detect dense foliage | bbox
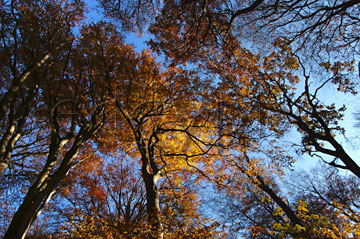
[1,0,360,238]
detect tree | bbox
[0,0,84,175]
[210,39,360,237]
[217,160,360,238]
[37,155,227,239]
[2,2,115,237]
[237,0,360,57]
[259,49,359,177]
[1,2,229,237]
[2,0,360,238]
[105,48,227,238]
[100,0,360,173]
[100,0,161,33]
[146,0,360,60]
[48,157,148,238]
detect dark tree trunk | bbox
[3,148,80,239]
[142,167,163,239]
[4,126,98,239]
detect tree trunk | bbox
[4,131,88,239]
[257,176,303,226]
[0,84,38,175]
[3,177,58,239]
[142,168,163,239]
[0,161,9,176]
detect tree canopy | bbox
[1,0,360,238]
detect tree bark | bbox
[0,84,38,175]
[142,165,164,239]
[4,176,61,239]
[3,126,96,239]
[3,145,81,239]
[257,175,303,226]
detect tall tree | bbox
[0,0,84,175]
[260,49,359,177]
[217,160,360,238]
[106,49,226,238]
[2,4,117,237]
[100,0,360,175]
[2,0,360,237]
[43,156,226,238]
